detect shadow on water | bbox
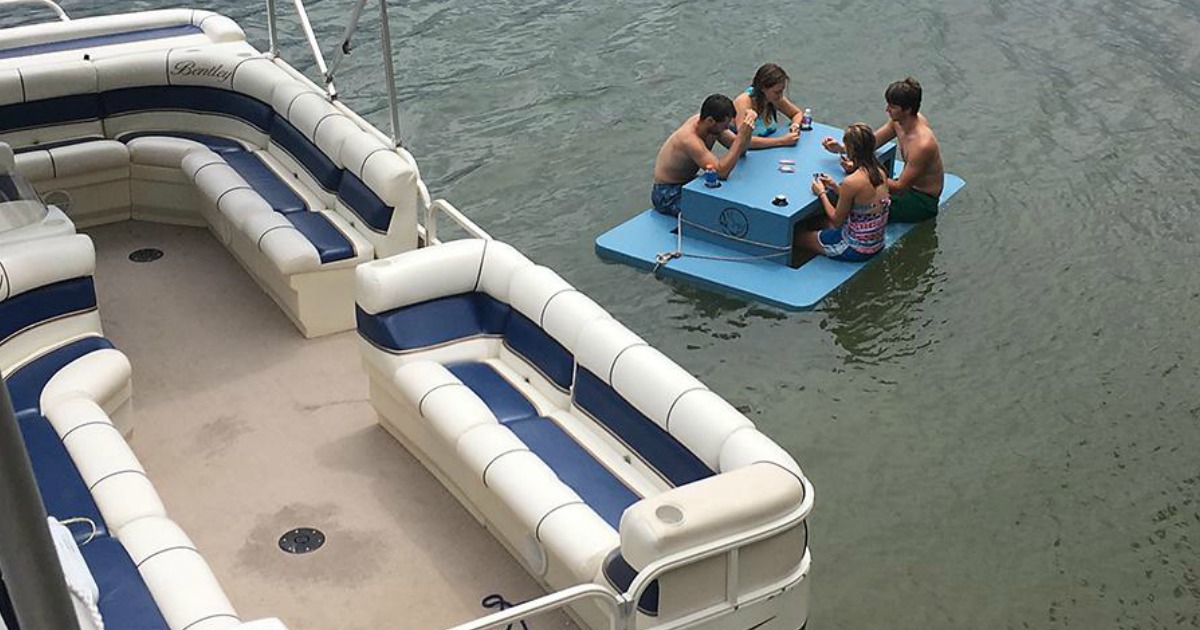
[820,222,941,365]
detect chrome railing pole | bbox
[0,0,71,21]
[326,0,370,84]
[291,0,337,98]
[439,583,624,630]
[0,386,81,630]
[378,0,403,147]
[265,0,279,57]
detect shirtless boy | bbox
[822,77,945,222]
[651,94,756,217]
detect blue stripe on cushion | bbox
[15,414,109,545]
[503,312,573,391]
[4,336,114,418]
[357,293,511,353]
[4,336,118,545]
[118,131,245,154]
[602,549,659,616]
[573,368,714,488]
[222,151,307,213]
[12,136,105,154]
[0,277,97,348]
[81,537,171,630]
[446,362,538,424]
[505,416,640,529]
[337,171,392,233]
[0,94,102,133]
[283,212,355,264]
[102,86,273,133]
[270,116,342,193]
[0,25,201,60]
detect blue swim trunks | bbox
[817,228,876,262]
[651,183,682,217]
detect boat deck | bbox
[85,220,574,630]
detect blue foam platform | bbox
[595,167,965,310]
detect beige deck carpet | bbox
[85,221,574,630]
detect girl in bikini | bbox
[732,63,806,150]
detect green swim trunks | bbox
[889,188,940,223]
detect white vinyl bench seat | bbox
[1,34,423,337]
[0,234,241,630]
[357,239,814,629]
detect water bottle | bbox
[703,165,720,188]
[800,108,813,132]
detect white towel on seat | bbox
[46,516,104,630]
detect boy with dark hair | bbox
[651,94,756,217]
[885,77,922,114]
[822,77,945,222]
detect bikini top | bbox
[745,87,777,136]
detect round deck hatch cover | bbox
[278,527,325,554]
[129,248,163,263]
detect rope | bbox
[60,517,98,545]
[653,210,792,272]
[481,593,530,630]
[677,216,791,251]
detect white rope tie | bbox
[653,210,792,272]
[47,517,104,630]
[59,517,98,545]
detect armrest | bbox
[355,239,487,314]
[355,238,535,315]
[618,462,806,570]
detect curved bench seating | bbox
[1,234,241,630]
[0,34,424,337]
[357,239,813,630]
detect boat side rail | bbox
[0,0,70,22]
[440,583,628,630]
[425,198,492,245]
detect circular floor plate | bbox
[129,248,164,263]
[278,527,325,554]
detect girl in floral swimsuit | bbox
[797,124,891,262]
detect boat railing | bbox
[425,198,492,245]
[623,476,815,625]
[326,0,402,149]
[441,583,628,630]
[0,0,71,22]
[438,476,813,630]
[264,0,336,99]
[265,0,403,148]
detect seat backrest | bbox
[336,130,420,257]
[573,319,717,489]
[499,265,611,406]
[96,47,275,148]
[355,239,531,367]
[0,234,101,374]
[0,60,103,150]
[267,86,346,208]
